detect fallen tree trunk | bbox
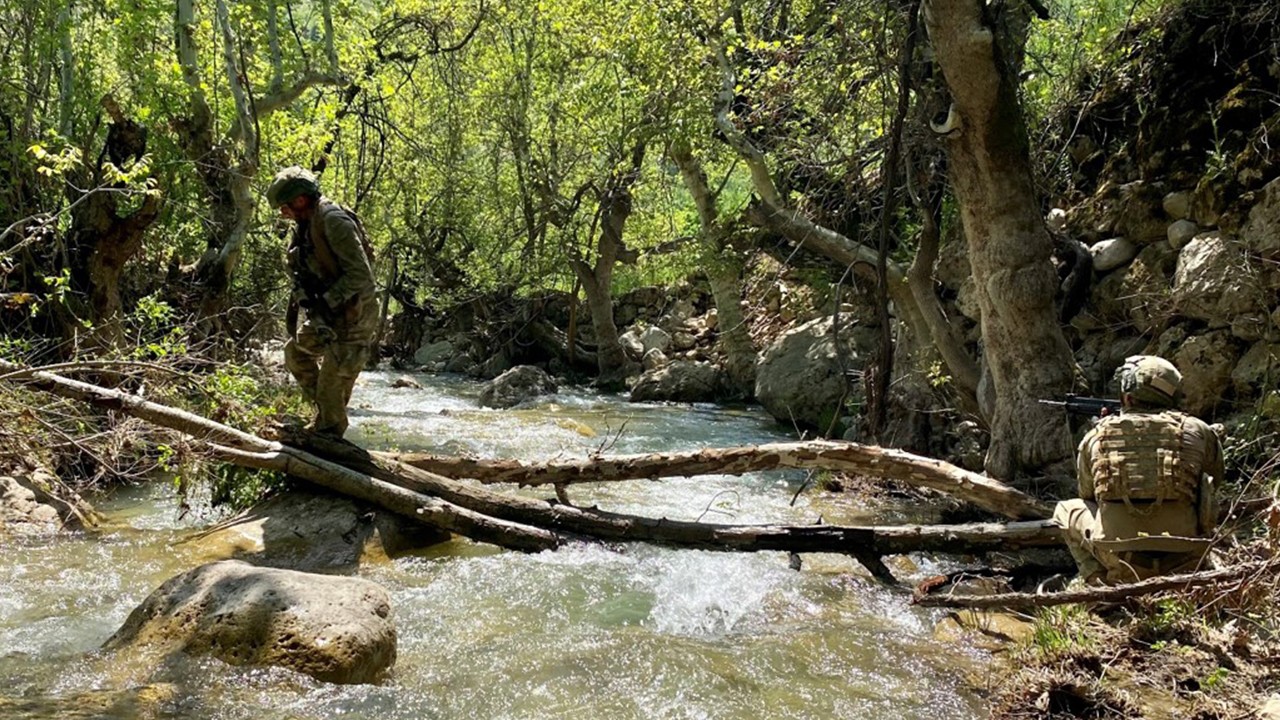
[390,440,1051,520]
[913,561,1270,610]
[2,361,1059,581]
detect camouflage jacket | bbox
[287,198,375,315]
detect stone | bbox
[935,238,971,292]
[1091,243,1176,332]
[1232,313,1270,342]
[642,348,668,371]
[956,277,982,321]
[1240,177,1280,256]
[660,299,696,329]
[1046,208,1068,232]
[1173,233,1264,325]
[473,348,511,378]
[1114,181,1168,244]
[618,329,645,361]
[187,489,448,569]
[671,331,697,352]
[478,365,558,408]
[1166,219,1199,250]
[637,326,672,355]
[1163,191,1193,220]
[1258,695,1280,720]
[104,560,396,684]
[703,308,719,331]
[1090,237,1139,272]
[1168,330,1242,417]
[413,339,454,367]
[1232,343,1280,397]
[390,376,422,390]
[630,361,725,403]
[1,475,61,536]
[755,316,877,432]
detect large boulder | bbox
[188,489,448,570]
[630,361,725,403]
[104,560,396,684]
[755,316,877,432]
[413,339,454,367]
[1157,328,1242,417]
[1090,243,1176,332]
[1173,233,1264,325]
[1241,177,1280,257]
[637,326,672,355]
[1232,342,1280,397]
[618,329,645,360]
[478,365,558,408]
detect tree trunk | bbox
[385,439,1051,520]
[923,0,1074,479]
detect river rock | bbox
[1,475,61,535]
[1232,342,1280,397]
[413,339,454,367]
[104,560,396,684]
[1163,190,1193,220]
[642,348,668,371]
[478,365,558,408]
[755,316,877,432]
[1164,329,1241,416]
[671,330,697,352]
[390,375,422,390]
[1173,233,1263,325]
[1090,237,1139,272]
[189,489,448,569]
[1241,177,1280,256]
[630,360,725,403]
[1166,219,1199,250]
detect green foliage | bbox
[1030,603,1097,655]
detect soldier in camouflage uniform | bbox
[266,166,378,437]
[1053,355,1222,584]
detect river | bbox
[0,371,989,719]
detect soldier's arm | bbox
[320,208,375,311]
[1076,432,1096,501]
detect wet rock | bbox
[189,489,448,570]
[755,316,877,432]
[1166,219,1199,249]
[1163,329,1241,416]
[934,609,1035,650]
[642,348,668,371]
[0,469,94,536]
[1163,191,1193,220]
[390,376,422,390]
[413,339,454,367]
[1173,233,1263,325]
[1241,177,1280,256]
[1232,342,1280,397]
[1090,237,1138,272]
[1090,243,1176,332]
[478,365,558,408]
[105,560,396,684]
[630,361,725,403]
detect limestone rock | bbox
[755,316,877,432]
[413,339,454,367]
[1241,177,1280,256]
[619,329,645,360]
[1,475,61,535]
[188,489,448,569]
[478,365,558,408]
[638,326,672,355]
[1173,233,1263,325]
[671,330,697,352]
[1114,181,1168,244]
[642,348,668,371]
[660,299,696,330]
[1091,243,1176,332]
[1166,219,1199,250]
[1232,343,1280,397]
[703,308,719,331]
[956,277,982,321]
[1090,237,1139,272]
[1163,191,1193,220]
[1167,330,1242,416]
[1046,208,1068,232]
[104,560,396,684]
[630,361,725,403]
[935,239,971,292]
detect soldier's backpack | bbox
[308,201,376,279]
[1090,411,1200,507]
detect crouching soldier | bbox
[266,166,378,437]
[1053,355,1222,584]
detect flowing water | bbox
[0,371,989,719]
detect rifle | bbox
[1038,394,1122,418]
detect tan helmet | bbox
[265,166,320,208]
[1118,355,1182,408]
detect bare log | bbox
[913,561,1270,610]
[390,440,1051,520]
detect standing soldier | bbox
[1053,355,1222,584]
[266,166,378,437]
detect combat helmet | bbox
[265,166,320,208]
[1118,355,1182,409]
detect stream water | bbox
[1,371,989,719]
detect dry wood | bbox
[389,440,1051,520]
[913,561,1270,610]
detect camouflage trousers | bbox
[284,294,379,437]
[1053,499,1206,584]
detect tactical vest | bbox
[1090,411,1200,506]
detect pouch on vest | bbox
[1091,412,1199,509]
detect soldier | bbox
[266,166,378,437]
[1053,355,1222,584]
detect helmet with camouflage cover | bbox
[1118,355,1182,409]
[265,166,320,208]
